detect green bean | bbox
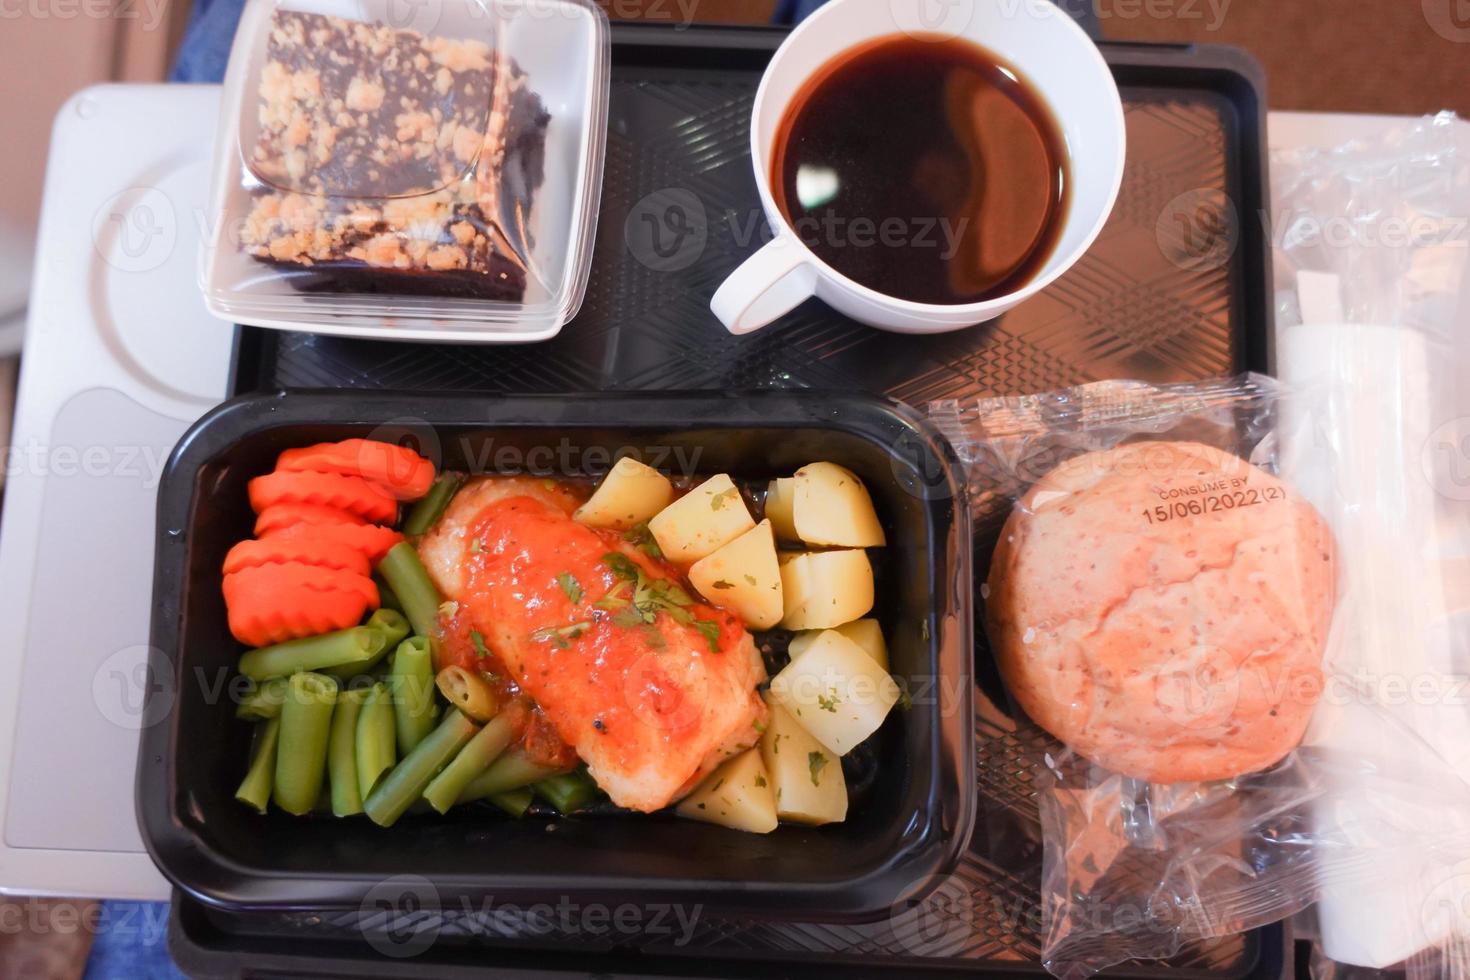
[325,610,409,680]
[422,708,524,814]
[455,747,568,804]
[389,637,437,755]
[235,677,289,720]
[376,542,443,643]
[356,681,397,800]
[369,608,411,648]
[328,687,370,817]
[486,788,534,818]
[235,717,280,814]
[373,573,403,614]
[273,672,339,815]
[363,709,478,827]
[238,626,387,681]
[435,665,498,721]
[402,472,465,536]
[533,769,600,815]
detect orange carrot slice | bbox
[223,537,370,577]
[248,471,397,524]
[276,439,436,500]
[223,562,379,646]
[253,502,366,537]
[266,522,404,564]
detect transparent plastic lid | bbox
[201,0,609,342]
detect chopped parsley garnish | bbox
[622,522,663,559]
[817,690,841,713]
[743,574,757,586]
[711,778,725,792]
[710,487,739,511]
[602,552,640,583]
[645,577,693,607]
[693,618,721,652]
[529,621,591,650]
[808,751,828,786]
[470,631,491,660]
[530,626,568,650]
[663,604,695,626]
[613,605,653,629]
[600,552,718,651]
[753,774,767,788]
[712,580,735,590]
[556,572,584,605]
[594,581,632,611]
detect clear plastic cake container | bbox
[200,0,609,343]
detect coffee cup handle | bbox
[710,234,818,335]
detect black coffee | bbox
[772,35,1070,306]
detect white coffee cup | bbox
[710,0,1126,336]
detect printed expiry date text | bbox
[1143,485,1287,525]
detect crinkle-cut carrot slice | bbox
[276,439,436,500]
[223,562,379,647]
[227,588,369,647]
[253,502,367,537]
[265,522,404,564]
[248,470,397,524]
[223,537,370,577]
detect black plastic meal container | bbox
[137,389,974,920]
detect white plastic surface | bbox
[0,84,232,901]
[200,0,609,343]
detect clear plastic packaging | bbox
[933,374,1336,977]
[1274,112,1470,980]
[201,0,609,342]
[929,112,1470,980]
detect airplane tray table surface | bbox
[183,22,1284,980]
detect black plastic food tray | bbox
[180,19,1282,980]
[144,391,974,920]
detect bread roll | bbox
[985,441,1336,783]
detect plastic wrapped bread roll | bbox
[986,440,1337,783]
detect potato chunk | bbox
[789,618,888,671]
[763,477,799,541]
[768,629,899,755]
[793,462,885,547]
[760,701,847,825]
[689,520,783,629]
[778,549,874,630]
[675,747,777,833]
[573,457,674,530]
[648,474,756,564]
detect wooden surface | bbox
[1099,0,1470,117]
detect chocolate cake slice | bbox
[237,10,549,302]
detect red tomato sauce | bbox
[430,490,746,773]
